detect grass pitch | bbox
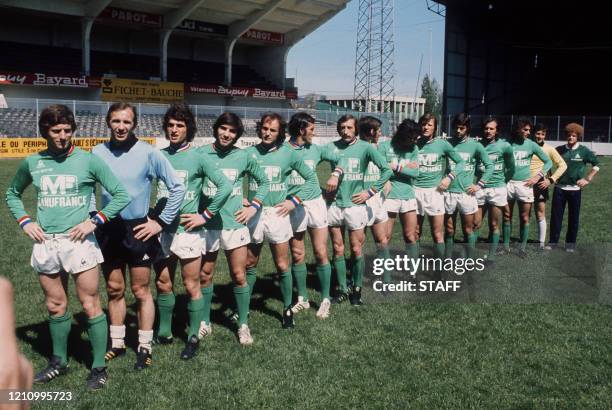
[1,157,611,409]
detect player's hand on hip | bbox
[466,184,481,195]
[0,277,34,393]
[180,214,205,231]
[23,222,45,243]
[352,191,370,204]
[524,175,540,187]
[437,177,451,192]
[576,178,589,188]
[235,206,257,224]
[69,220,96,242]
[133,217,162,241]
[275,200,295,217]
[537,178,551,189]
[326,175,339,192]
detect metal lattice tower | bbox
[353,0,395,113]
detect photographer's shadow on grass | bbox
[16,310,107,368]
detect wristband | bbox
[367,188,377,198]
[394,163,403,173]
[537,170,545,178]
[202,208,214,222]
[287,195,303,207]
[250,199,262,210]
[331,167,344,178]
[90,212,108,226]
[447,173,455,181]
[477,180,486,189]
[18,215,32,229]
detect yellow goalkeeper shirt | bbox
[530,142,567,182]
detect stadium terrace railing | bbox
[0,98,403,139]
[2,99,611,145]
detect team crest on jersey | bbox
[347,158,361,173]
[40,175,78,196]
[263,166,282,183]
[304,159,315,170]
[36,160,45,169]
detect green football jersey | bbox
[477,139,515,188]
[377,140,419,200]
[246,143,318,207]
[510,138,552,181]
[6,145,130,234]
[199,144,269,231]
[415,137,465,188]
[326,138,392,208]
[286,140,340,201]
[158,144,232,233]
[447,137,494,193]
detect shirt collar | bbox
[289,139,305,149]
[47,144,75,158]
[566,142,580,150]
[169,141,190,153]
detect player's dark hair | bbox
[256,112,286,146]
[213,112,245,141]
[358,115,382,141]
[337,114,357,135]
[451,113,471,134]
[482,116,500,139]
[38,104,76,138]
[105,102,138,129]
[391,119,419,149]
[418,113,438,136]
[511,116,533,142]
[534,123,548,134]
[288,112,315,139]
[163,103,197,142]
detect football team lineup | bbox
[2,102,608,401]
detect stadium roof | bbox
[0,0,349,46]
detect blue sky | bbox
[286,0,445,97]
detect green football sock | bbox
[519,223,530,251]
[246,267,257,300]
[444,235,454,259]
[233,285,250,326]
[352,256,365,288]
[279,271,293,309]
[187,297,205,339]
[467,232,477,259]
[49,312,71,366]
[488,232,500,261]
[292,263,308,300]
[333,256,348,293]
[406,243,419,275]
[87,313,107,369]
[503,222,511,250]
[200,285,213,325]
[377,246,392,283]
[156,292,175,338]
[433,242,445,259]
[474,228,480,241]
[316,263,332,300]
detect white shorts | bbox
[204,227,250,252]
[160,230,206,259]
[475,186,508,207]
[247,207,293,244]
[414,187,445,216]
[31,233,104,275]
[366,192,389,226]
[327,204,368,231]
[290,196,328,233]
[444,192,478,215]
[384,198,417,214]
[507,180,534,203]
